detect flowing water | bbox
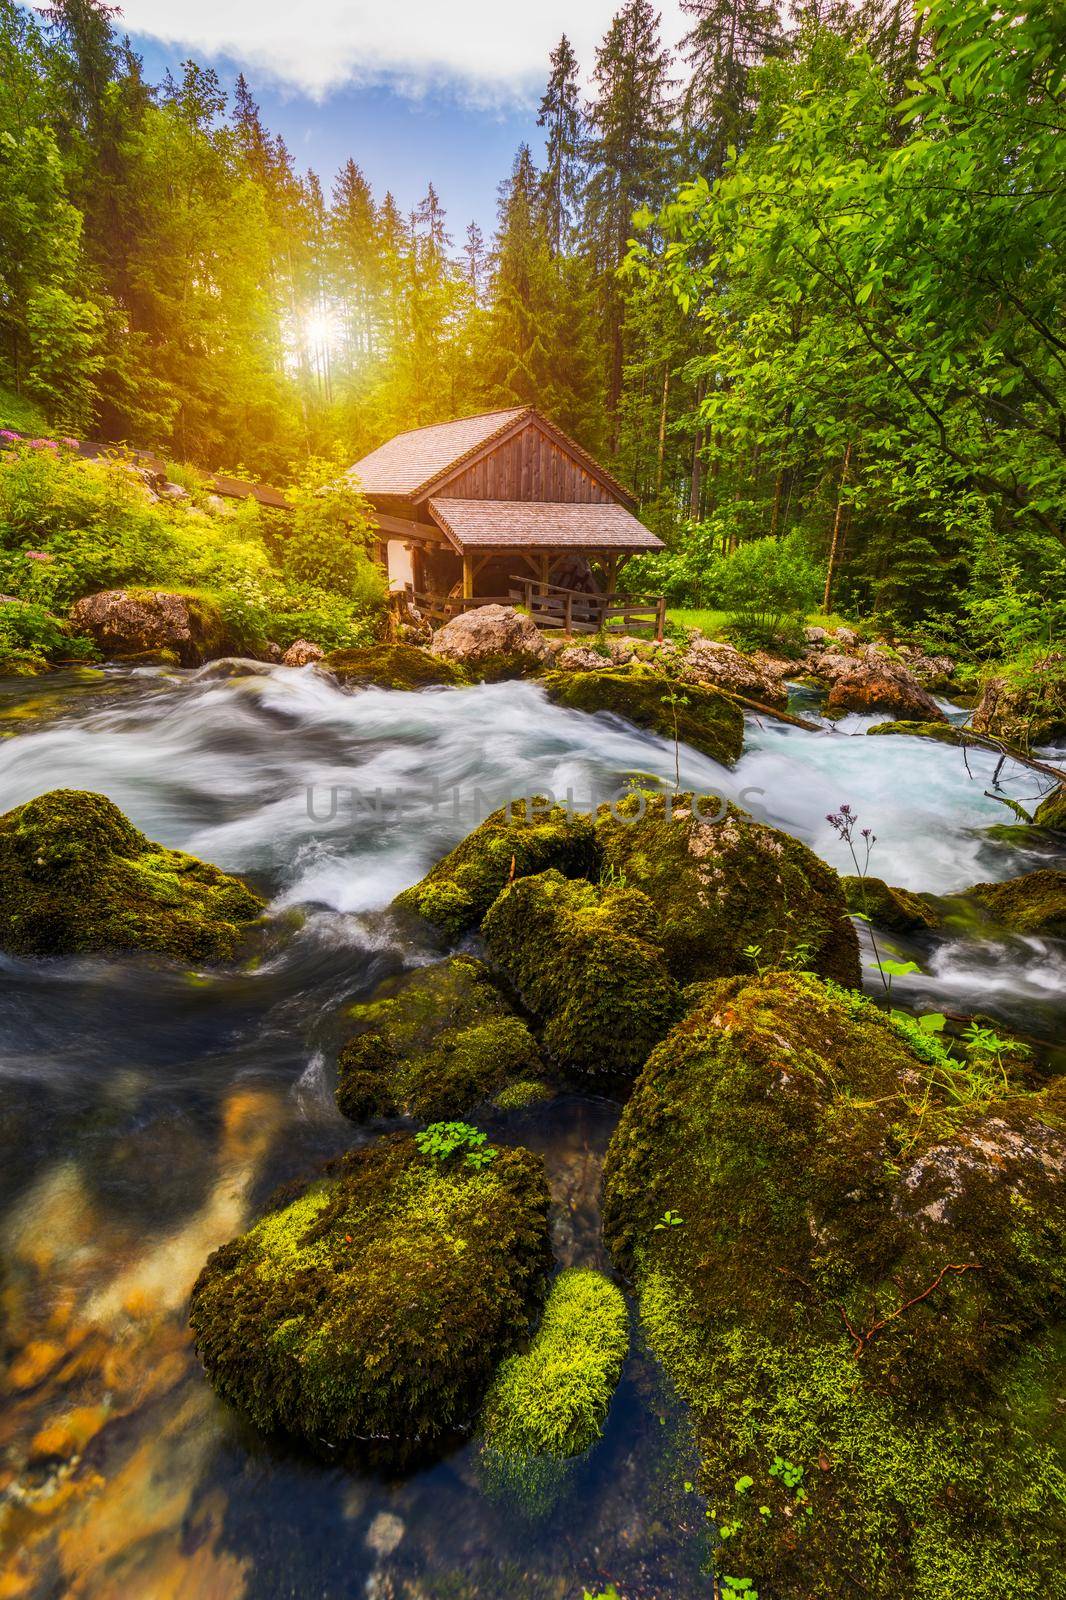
[0,663,1062,1599]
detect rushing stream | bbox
[1,662,1063,1598]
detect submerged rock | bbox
[602,972,1066,1599]
[478,1267,628,1514]
[842,874,940,934]
[69,589,229,666]
[482,869,681,1077]
[325,643,467,690]
[543,666,745,767]
[965,868,1066,937]
[393,799,598,940]
[429,604,548,681]
[0,789,263,959]
[595,792,861,987]
[189,1132,551,1458]
[336,955,542,1122]
[866,719,968,745]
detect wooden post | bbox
[538,554,550,595]
[656,595,666,642]
[462,552,475,600]
[564,592,573,636]
[605,554,618,597]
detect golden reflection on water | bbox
[0,1087,286,1598]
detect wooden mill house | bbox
[347,407,666,636]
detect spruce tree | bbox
[537,34,584,256]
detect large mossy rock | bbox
[482,869,681,1077]
[1033,785,1066,832]
[971,656,1066,747]
[393,800,599,941]
[965,868,1066,937]
[479,1266,629,1514]
[190,1132,551,1458]
[336,955,542,1122]
[324,643,468,691]
[601,973,1066,1599]
[825,659,947,722]
[0,789,263,959]
[69,588,228,665]
[544,666,744,767]
[842,873,939,934]
[595,792,861,987]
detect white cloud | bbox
[118,0,689,105]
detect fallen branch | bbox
[957,727,1065,785]
[838,1263,982,1358]
[715,687,827,733]
[983,790,1034,823]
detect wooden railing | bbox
[390,582,666,640]
[508,578,666,640]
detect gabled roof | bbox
[427,498,664,553]
[347,406,635,509]
[347,409,527,498]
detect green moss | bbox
[189,1131,552,1459]
[544,666,745,767]
[493,1079,553,1111]
[842,874,940,934]
[595,792,861,987]
[478,1267,628,1513]
[966,869,1066,937]
[0,788,263,960]
[1033,786,1066,832]
[324,643,468,690]
[336,955,542,1122]
[482,868,681,1078]
[866,720,969,745]
[601,973,1066,1599]
[393,799,599,940]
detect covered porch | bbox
[384,497,666,639]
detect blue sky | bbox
[120,1,688,236]
[134,36,541,234]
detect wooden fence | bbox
[391,581,665,639]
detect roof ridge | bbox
[388,406,528,445]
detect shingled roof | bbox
[347,406,635,508]
[348,409,527,499]
[427,498,664,552]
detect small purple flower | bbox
[27,438,59,451]
[59,436,80,450]
[26,550,53,562]
[0,429,21,442]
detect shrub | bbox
[0,598,96,672]
[714,532,823,650]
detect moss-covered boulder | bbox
[336,955,542,1122]
[842,874,939,934]
[190,1131,551,1458]
[482,869,681,1077]
[324,643,468,690]
[69,588,229,665]
[602,973,1066,1599]
[1033,785,1066,832]
[393,799,599,941]
[479,1267,629,1514]
[544,666,744,767]
[966,868,1066,937]
[0,789,263,959]
[971,655,1066,747]
[595,792,861,987]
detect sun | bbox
[302,308,342,362]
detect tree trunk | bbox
[823,440,853,613]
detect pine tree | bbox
[584,0,677,449]
[462,221,487,306]
[680,0,785,177]
[537,34,583,255]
